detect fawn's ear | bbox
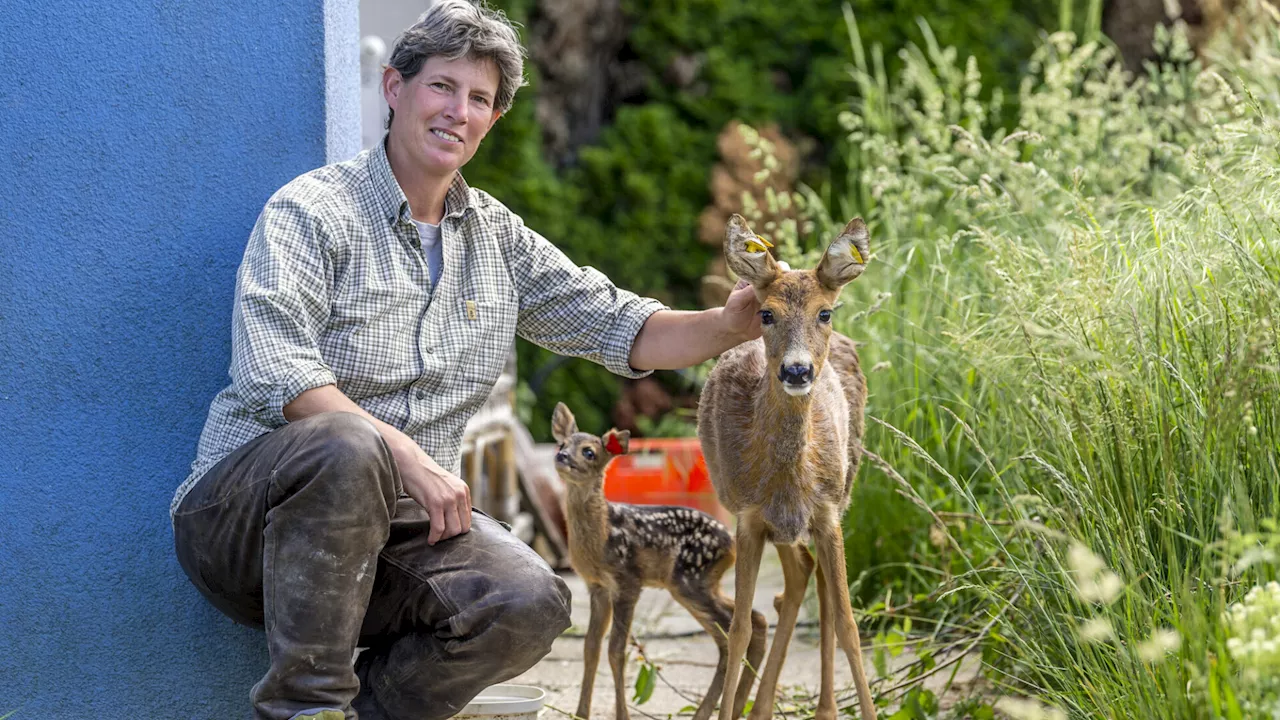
[551,402,577,443]
[815,217,870,290]
[603,429,630,456]
[723,213,782,293]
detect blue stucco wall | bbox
[0,1,356,716]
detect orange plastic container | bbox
[603,437,730,524]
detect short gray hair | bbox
[386,0,526,127]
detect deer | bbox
[697,214,877,720]
[551,402,767,720]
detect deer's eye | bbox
[818,309,832,323]
[760,310,775,326]
[582,448,596,461]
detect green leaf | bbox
[906,648,935,680]
[873,631,889,677]
[885,628,907,658]
[633,662,656,705]
[915,688,938,714]
[886,687,939,719]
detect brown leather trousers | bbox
[173,412,571,720]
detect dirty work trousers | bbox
[173,412,572,720]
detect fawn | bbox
[697,214,877,720]
[552,402,766,720]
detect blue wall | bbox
[0,1,355,715]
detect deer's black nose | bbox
[555,449,570,464]
[778,364,814,385]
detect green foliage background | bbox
[466,0,1061,440]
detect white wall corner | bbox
[325,0,362,163]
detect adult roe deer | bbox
[697,214,877,720]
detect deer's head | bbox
[723,213,870,397]
[551,402,630,486]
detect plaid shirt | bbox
[172,140,665,515]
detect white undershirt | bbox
[411,219,444,289]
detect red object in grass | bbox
[602,437,730,525]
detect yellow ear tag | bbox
[850,245,865,264]
[745,235,774,254]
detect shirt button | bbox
[416,390,426,400]
[426,347,435,354]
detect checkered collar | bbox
[368,135,476,225]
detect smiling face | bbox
[383,54,503,180]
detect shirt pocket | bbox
[327,286,425,384]
[450,296,517,389]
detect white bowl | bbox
[454,684,547,719]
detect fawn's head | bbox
[551,402,630,486]
[724,213,870,397]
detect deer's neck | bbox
[565,481,610,549]
[753,379,816,467]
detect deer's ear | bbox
[552,403,578,443]
[815,217,870,291]
[603,429,630,456]
[723,214,781,293]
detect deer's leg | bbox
[813,516,877,720]
[746,542,814,720]
[671,577,767,720]
[608,583,641,720]
[717,516,766,720]
[670,586,731,720]
[732,605,767,719]
[813,559,836,720]
[577,585,613,720]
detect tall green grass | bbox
[746,3,1280,713]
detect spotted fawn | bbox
[552,402,766,720]
[698,214,877,720]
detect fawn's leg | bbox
[577,585,613,719]
[747,543,814,720]
[673,576,768,720]
[813,559,837,720]
[670,588,730,720]
[717,515,767,720]
[608,583,641,720]
[812,515,876,720]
